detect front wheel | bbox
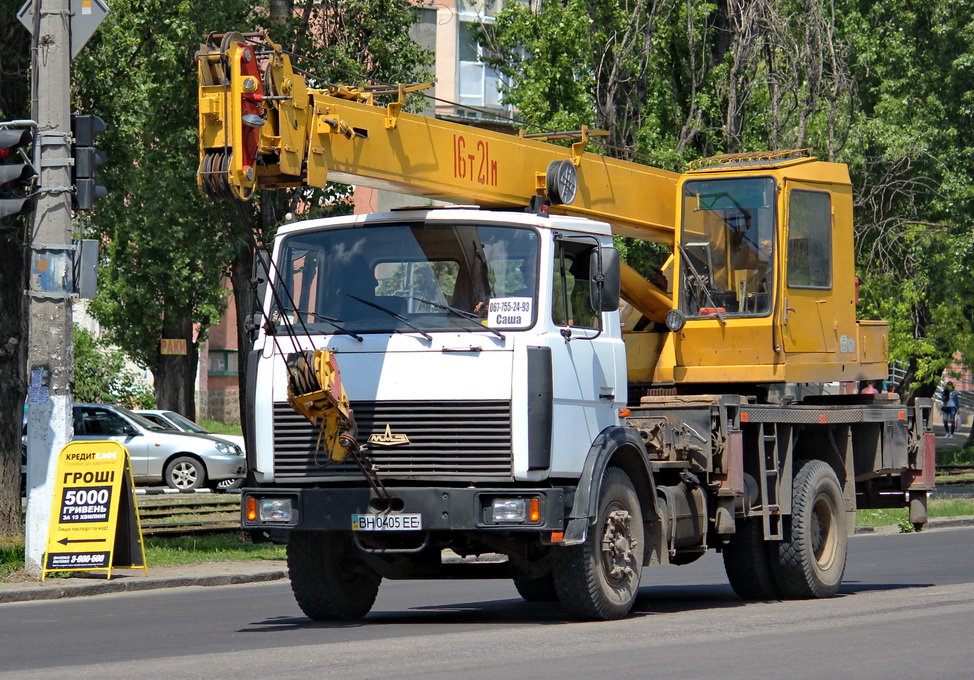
[552,466,644,620]
[513,573,558,602]
[771,459,848,599]
[287,531,381,621]
[164,456,206,490]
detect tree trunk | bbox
[0,236,28,537]
[154,316,198,417]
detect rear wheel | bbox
[552,466,643,620]
[164,456,205,491]
[287,531,381,621]
[771,459,847,599]
[722,517,780,600]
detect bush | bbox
[73,326,155,408]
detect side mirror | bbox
[590,247,621,312]
[253,248,271,310]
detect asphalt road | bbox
[1,527,972,680]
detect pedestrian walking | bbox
[942,381,960,438]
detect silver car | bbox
[72,404,246,491]
[133,409,246,450]
[134,409,246,490]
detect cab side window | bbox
[787,189,832,289]
[552,240,599,329]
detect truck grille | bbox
[272,400,513,480]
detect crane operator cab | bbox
[624,150,888,390]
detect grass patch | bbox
[198,419,243,437]
[0,535,24,579]
[0,533,284,581]
[856,496,974,527]
[143,534,284,566]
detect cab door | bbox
[546,238,623,474]
[781,185,836,354]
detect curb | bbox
[3,518,972,605]
[0,569,288,605]
[854,515,974,535]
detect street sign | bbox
[17,0,110,59]
[43,440,147,579]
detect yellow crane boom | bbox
[196,32,677,242]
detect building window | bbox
[457,20,508,113]
[208,349,239,377]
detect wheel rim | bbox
[171,462,198,489]
[600,505,637,585]
[810,492,838,570]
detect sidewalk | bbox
[0,559,288,604]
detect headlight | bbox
[254,497,297,523]
[488,497,542,524]
[214,441,239,454]
[492,498,526,522]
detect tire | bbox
[164,456,206,491]
[770,459,847,599]
[722,517,780,600]
[513,573,558,602]
[552,466,644,620]
[287,531,381,621]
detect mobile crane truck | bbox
[196,32,935,621]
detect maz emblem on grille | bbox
[367,424,410,447]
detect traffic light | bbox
[0,128,36,226]
[71,114,108,211]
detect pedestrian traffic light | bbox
[0,127,36,226]
[71,114,108,211]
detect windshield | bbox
[680,177,776,318]
[272,221,539,334]
[163,411,209,433]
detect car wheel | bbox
[164,456,206,491]
[212,478,243,492]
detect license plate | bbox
[351,513,423,531]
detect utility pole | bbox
[24,0,75,575]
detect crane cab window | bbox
[680,177,776,318]
[786,189,832,289]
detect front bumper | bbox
[202,453,247,481]
[241,486,570,533]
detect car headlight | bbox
[214,441,237,454]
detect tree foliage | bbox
[484,0,974,392]
[69,1,256,416]
[73,326,154,408]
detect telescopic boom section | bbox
[195,33,679,243]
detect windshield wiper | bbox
[347,295,433,341]
[411,297,506,340]
[275,307,363,342]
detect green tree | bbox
[70,0,256,417]
[73,326,154,408]
[837,0,974,395]
[210,0,434,436]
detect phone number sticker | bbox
[487,297,533,328]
